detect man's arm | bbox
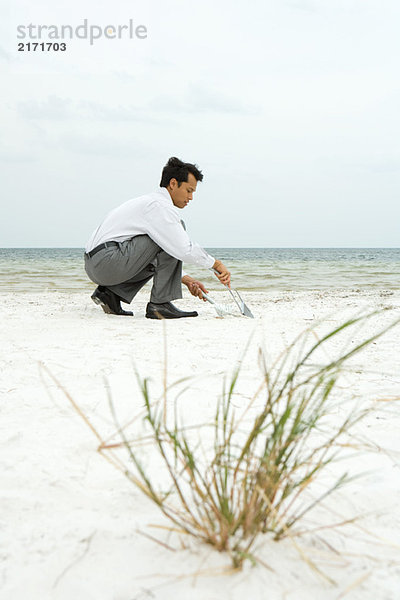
[144,200,215,268]
[182,275,208,301]
[212,259,231,287]
[182,260,231,301]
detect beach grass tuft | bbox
[48,311,399,570]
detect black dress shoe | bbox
[145,301,198,320]
[91,286,133,316]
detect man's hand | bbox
[212,260,231,288]
[182,275,209,301]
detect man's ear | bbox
[168,178,177,189]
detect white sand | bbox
[1,289,400,600]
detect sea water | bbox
[0,248,399,292]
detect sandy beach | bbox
[1,288,400,600]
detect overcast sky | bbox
[1,0,399,247]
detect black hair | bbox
[160,157,203,188]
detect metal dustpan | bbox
[227,287,255,318]
[213,269,254,318]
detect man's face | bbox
[167,172,197,209]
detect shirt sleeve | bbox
[143,200,215,268]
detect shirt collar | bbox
[157,187,180,214]
[157,187,173,203]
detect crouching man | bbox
[84,156,231,319]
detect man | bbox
[84,157,231,319]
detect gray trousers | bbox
[84,235,182,304]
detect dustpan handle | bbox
[212,269,243,314]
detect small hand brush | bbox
[203,293,235,317]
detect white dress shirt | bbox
[85,187,215,269]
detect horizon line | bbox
[1,246,400,250]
